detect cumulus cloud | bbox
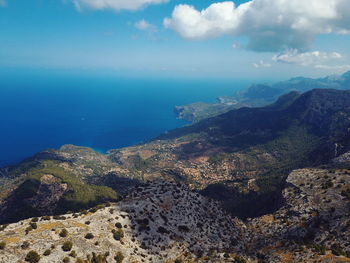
[72,0,169,11]
[273,50,342,66]
[253,60,272,68]
[164,0,350,52]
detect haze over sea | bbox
[0,69,250,166]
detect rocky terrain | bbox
[175,70,350,122]
[1,86,350,262]
[0,164,349,262]
[246,165,350,262]
[2,88,350,223]
[0,181,245,263]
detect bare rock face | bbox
[246,168,350,262]
[0,181,245,263]
[333,151,350,164]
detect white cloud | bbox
[314,64,350,71]
[232,42,241,49]
[164,0,350,52]
[135,20,156,31]
[72,0,169,11]
[253,60,271,68]
[0,0,7,7]
[273,50,342,66]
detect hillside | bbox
[1,89,350,224]
[175,70,350,122]
[0,181,245,263]
[1,166,349,262]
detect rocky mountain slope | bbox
[1,87,350,262]
[175,70,350,122]
[1,164,349,262]
[0,181,245,263]
[1,89,350,224]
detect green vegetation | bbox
[178,225,190,232]
[114,251,124,263]
[69,250,77,258]
[331,243,345,256]
[234,255,247,263]
[30,222,38,230]
[112,229,124,241]
[21,241,30,249]
[115,222,122,229]
[59,229,68,238]
[1,160,119,224]
[322,179,334,189]
[62,241,73,252]
[312,244,326,255]
[25,250,40,263]
[341,188,350,199]
[63,257,70,263]
[208,152,229,165]
[0,224,8,231]
[84,233,94,239]
[43,249,51,256]
[0,241,6,249]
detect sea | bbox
[0,70,250,167]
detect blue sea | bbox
[0,70,249,166]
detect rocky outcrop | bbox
[246,167,350,262]
[0,181,245,263]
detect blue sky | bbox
[1,0,350,80]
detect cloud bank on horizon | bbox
[164,0,350,52]
[71,0,169,11]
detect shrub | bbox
[114,251,124,263]
[112,229,124,241]
[234,255,247,263]
[313,244,327,255]
[25,226,33,234]
[62,241,73,252]
[341,188,350,199]
[0,241,6,250]
[63,257,70,263]
[115,222,122,229]
[21,241,30,249]
[157,226,169,234]
[0,224,9,231]
[85,233,94,239]
[53,215,66,220]
[25,250,40,263]
[178,225,190,232]
[60,229,68,238]
[331,243,345,256]
[43,249,51,256]
[322,180,334,189]
[30,222,38,230]
[69,250,77,258]
[41,216,51,221]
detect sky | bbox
[0,0,350,80]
